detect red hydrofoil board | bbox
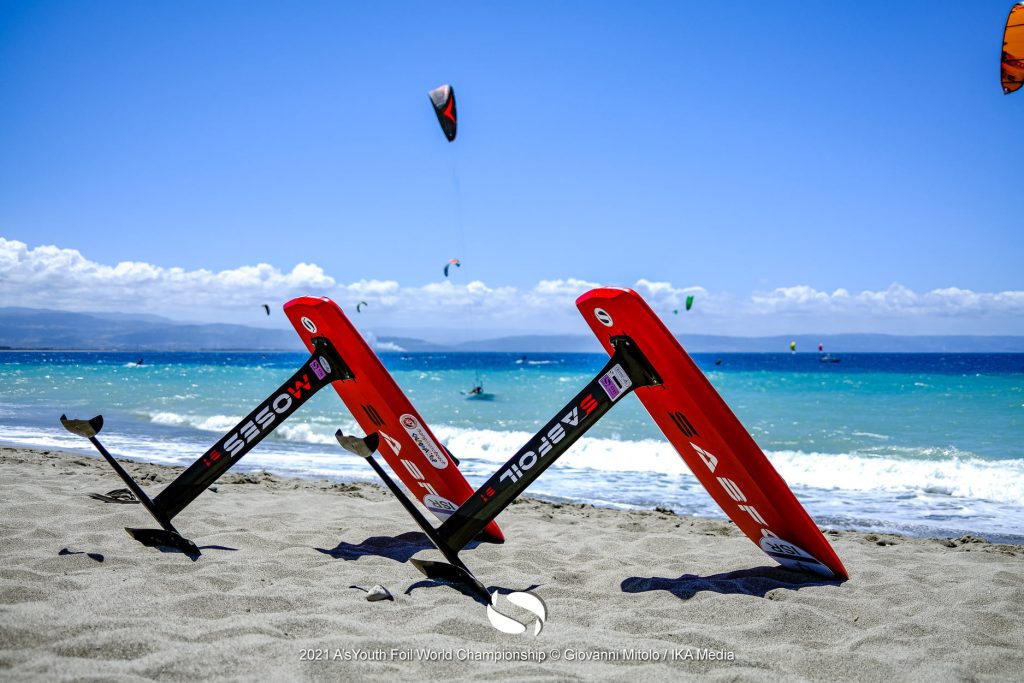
[284,297,504,543]
[577,288,846,579]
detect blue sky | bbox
[1,1,1021,338]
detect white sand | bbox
[1,446,1022,681]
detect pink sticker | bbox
[310,359,326,380]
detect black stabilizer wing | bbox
[60,414,103,439]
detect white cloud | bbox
[532,278,602,296]
[0,238,335,315]
[1,237,1022,336]
[749,282,1024,318]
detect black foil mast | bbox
[338,335,660,600]
[61,337,352,556]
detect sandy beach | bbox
[1,445,1022,682]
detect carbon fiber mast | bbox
[336,430,491,601]
[338,335,660,599]
[61,337,352,555]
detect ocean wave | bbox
[3,418,1023,542]
[148,411,239,433]
[433,425,687,475]
[122,412,1024,506]
[851,431,890,440]
[0,425,85,451]
[142,410,360,445]
[431,426,1024,506]
[766,449,1024,505]
[275,423,339,446]
[0,424,201,465]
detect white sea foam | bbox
[144,410,360,444]
[430,425,1024,506]
[274,423,338,446]
[0,426,85,451]
[433,425,688,475]
[148,411,239,433]
[33,411,1024,508]
[766,449,1024,504]
[0,425,200,466]
[851,431,890,440]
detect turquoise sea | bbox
[2,351,1022,543]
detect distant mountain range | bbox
[1,307,1023,353]
[0,307,296,351]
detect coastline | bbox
[1,445,1022,681]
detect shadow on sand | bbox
[621,565,844,600]
[59,547,104,562]
[403,580,542,606]
[315,531,481,563]
[317,532,529,604]
[59,542,236,563]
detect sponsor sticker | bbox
[758,537,835,578]
[309,359,326,380]
[594,308,613,327]
[301,316,317,333]
[423,494,458,520]
[598,364,632,402]
[400,414,448,469]
[318,355,331,374]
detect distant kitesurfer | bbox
[469,385,483,395]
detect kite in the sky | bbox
[672,295,695,315]
[1003,3,1024,94]
[444,258,461,278]
[428,84,458,141]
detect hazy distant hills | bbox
[1,307,1023,353]
[0,307,295,351]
